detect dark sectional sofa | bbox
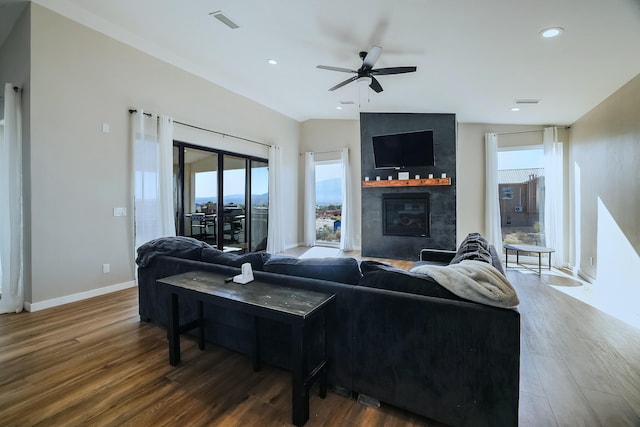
[136,235,520,427]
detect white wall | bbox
[300,119,361,249]
[570,73,640,283]
[27,4,301,305]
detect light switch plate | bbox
[113,207,127,217]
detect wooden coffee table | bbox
[157,270,335,427]
[504,244,555,275]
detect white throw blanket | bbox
[410,260,520,308]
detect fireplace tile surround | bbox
[361,112,457,260]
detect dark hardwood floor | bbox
[1,252,639,426]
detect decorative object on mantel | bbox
[398,172,410,180]
[441,173,447,178]
[428,173,434,179]
[362,177,451,188]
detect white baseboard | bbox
[24,280,137,312]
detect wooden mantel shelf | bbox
[362,177,451,188]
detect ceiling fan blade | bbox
[317,65,357,73]
[369,76,383,93]
[371,66,417,75]
[329,75,359,91]
[362,45,382,69]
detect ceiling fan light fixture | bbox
[357,76,372,86]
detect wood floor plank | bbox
[531,354,601,427]
[581,387,640,427]
[518,391,557,427]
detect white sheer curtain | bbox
[266,145,285,253]
[0,83,24,313]
[303,152,316,247]
[131,109,176,255]
[543,127,565,267]
[339,148,355,251]
[485,133,503,248]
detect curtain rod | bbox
[496,126,570,136]
[298,149,344,156]
[128,109,271,148]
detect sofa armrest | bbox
[353,286,520,427]
[419,248,456,263]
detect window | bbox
[498,147,545,246]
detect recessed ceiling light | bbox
[336,106,343,110]
[511,107,521,112]
[267,59,278,65]
[540,27,563,38]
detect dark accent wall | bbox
[361,113,456,260]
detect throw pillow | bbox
[450,233,492,265]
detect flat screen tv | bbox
[372,129,435,169]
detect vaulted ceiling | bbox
[6,0,640,124]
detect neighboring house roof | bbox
[498,168,544,184]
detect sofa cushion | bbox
[359,262,464,301]
[450,233,492,265]
[135,236,208,267]
[263,257,362,285]
[359,259,393,274]
[201,248,270,271]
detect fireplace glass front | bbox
[382,194,430,237]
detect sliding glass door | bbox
[174,142,267,253]
[250,160,269,251]
[175,146,219,245]
[222,154,247,251]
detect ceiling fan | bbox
[316,45,417,93]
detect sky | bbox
[315,162,342,181]
[498,148,544,169]
[195,166,269,198]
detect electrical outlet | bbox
[103,264,110,274]
[589,257,594,266]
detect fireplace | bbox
[382,193,430,237]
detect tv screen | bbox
[372,130,435,169]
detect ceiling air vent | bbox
[515,99,541,105]
[209,11,240,29]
